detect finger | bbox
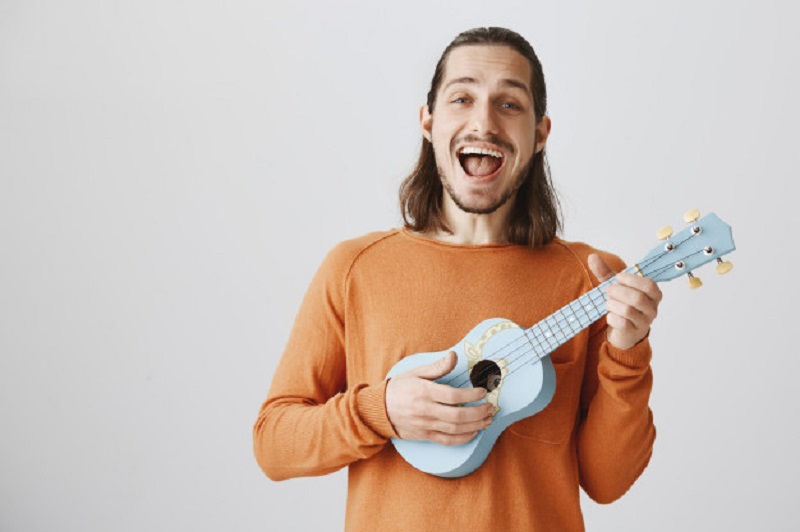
[427,381,487,405]
[405,351,458,380]
[429,415,493,436]
[606,299,651,330]
[426,430,481,446]
[606,284,658,322]
[606,314,643,334]
[613,273,663,303]
[588,253,616,283]
[425,401,494,425]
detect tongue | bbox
[462,155,501,177]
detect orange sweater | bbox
[254,229,655,531]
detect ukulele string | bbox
[492,255,695,383]
[439,255,643,389]
[441,239,695,389]
[447,278,614,389]
[443,272,624,389]
[445,274,614,388]
[458,245,704,387]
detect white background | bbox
[2,0,798,530]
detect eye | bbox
[501,101,521,111]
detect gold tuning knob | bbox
[683,208,701,224]
[657,226,673,240]
[687,272,703,289]
[716,258,733,275]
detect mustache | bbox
[451,134,515,155]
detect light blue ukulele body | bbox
[386,318,556,478]
[386,212,736,478]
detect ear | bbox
[534,116,552,153]
[419,104,433,142]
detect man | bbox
[254,27,661,531]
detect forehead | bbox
[440,45,532,93]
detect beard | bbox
[439,152,535,215]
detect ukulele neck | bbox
[523,265,639,356]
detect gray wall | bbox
[2,1,797,530]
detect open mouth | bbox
[457,146,505,179]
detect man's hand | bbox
[386,351,494,445]
[588,253,663,350]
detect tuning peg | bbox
[716,258,733,275]
[656,226,673,240]
[683,208,701,224]
[687,272,703,289]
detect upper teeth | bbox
[460,146,503,158]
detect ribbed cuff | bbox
[605,335,652,369]
[356,379,398,439]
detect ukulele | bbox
[386,210,735,477]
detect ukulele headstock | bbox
[636,210,735,287]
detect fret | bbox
[546,315,567,343]
[525,283,611,357]
[555,307,567,330]
[580,292,600,320]
[522,329,545,362]
[543,317,558,343]
[557,308,579,335]
[588,294,604,314]
[552,316,568,342]
[588,289,604,316]
[542,322,559,349]
[569,300,591,329]
[520,264,652,361]
[535,335,548,357]
[597,277,617,301]
[534,323,557,351]
[581,296,595,322]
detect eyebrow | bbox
[443,76,531,95]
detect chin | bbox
[446,185,515,215]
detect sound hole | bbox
[470,360,502,392]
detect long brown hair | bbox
[399,27,562,248]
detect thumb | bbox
[588,253,615,283]
[405,351,458,380]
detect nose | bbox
[469,100,498,134]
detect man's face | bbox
[421,45,550,215]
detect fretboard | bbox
[523,266,637,359]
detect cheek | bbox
[430,129,456,162]
[431,114,461,142]
[515,128,538,158]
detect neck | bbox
[425,195,515,245]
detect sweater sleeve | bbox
[575,253,657,503]
[577,331,655,502]
[253,242,397,481]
